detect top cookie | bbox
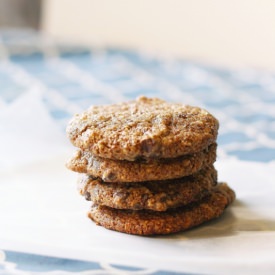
[67,96,219,161]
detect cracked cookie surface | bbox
[67,96,219,161]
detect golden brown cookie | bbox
[88,183,235,235]
[66,96,219,161]
[67,143,217,182]
[78,165,217,211]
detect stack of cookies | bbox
[66,96,235,235]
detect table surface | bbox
[0,29,275,275]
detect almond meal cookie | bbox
[66,96,235,236]
[88,183,235,235]
[67,143,216,182]
[78,165,217,211]
[66,96,219,161]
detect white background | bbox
[42,0,275,70]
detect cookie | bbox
[66,96,219,161]
[88,183,235,235]
[78,165,217,211]
[67,143,217,182]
